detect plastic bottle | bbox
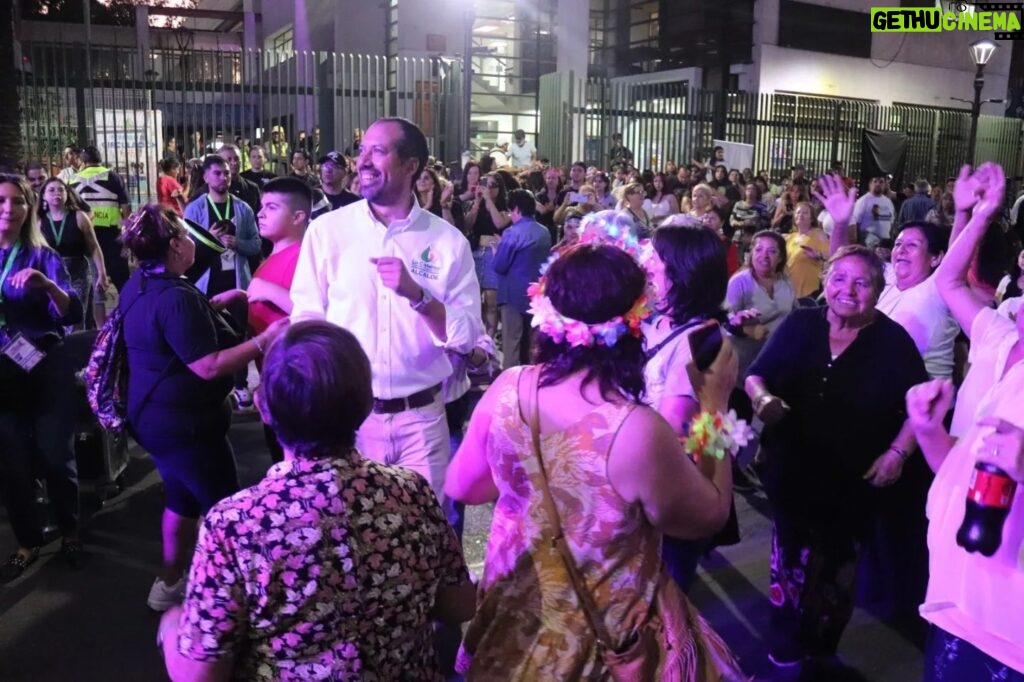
[956,462,1018,557]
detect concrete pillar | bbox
[242,0,259,53]
[556,0,589,163]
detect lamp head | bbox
[969,39,997,67]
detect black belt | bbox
[372,384,441,414]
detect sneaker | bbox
[61,539,87,570]
[0,548,40,583]
[232,387,254,411]
[147,577,185,612]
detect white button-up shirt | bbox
[291,197,482,399]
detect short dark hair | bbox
[507,188,536,217]
[202,154,227,173]
[377,116,428,184]
[79,146,103,165]
[653,221,728,325]
[571,161,586,172]
[896,221,948,257]
[291,148,309,162]
[534,244,647,403]
[260,321,373,458]
[159,158,179,174]
[262,176,314,217]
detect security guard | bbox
[68,146,131,292]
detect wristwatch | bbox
[410,287,433,312]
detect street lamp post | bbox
[462,6,475,161]
[967,39,997,165]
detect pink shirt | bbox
[921,308,1024,671]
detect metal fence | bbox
[540,72,1024,185]
[18,40,463,206]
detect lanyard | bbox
[46,213,69,246]
[207,195,233,222]
[0,241,23,326]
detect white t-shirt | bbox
[642,319,697,416]
[487,149,509,168]
[950,308,1021,437]
[852,193,896,243]
[507,140,536,169]
[922,307,1024,672]
[875,274,960,379]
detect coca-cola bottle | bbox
[956,462,1018,557]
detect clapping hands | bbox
[954,162,1005,222]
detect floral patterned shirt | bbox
[177,452,469,681]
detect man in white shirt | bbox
[487,138,509,168]
[507,129,536,169]
[851,175,896,248]
[290,117,482,499]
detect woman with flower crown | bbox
[445,241,746,680]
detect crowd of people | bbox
[1,117,1022,681]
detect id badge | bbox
[2,333,46,372]
[220,249,236,272]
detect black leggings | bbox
[131,400,239,518]
[0,347,79,548]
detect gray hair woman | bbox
[160,321,475,681]
[744,245,928,667]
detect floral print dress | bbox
[177,453,469,681]
[459,366,738,680]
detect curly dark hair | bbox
[534,244,647,403]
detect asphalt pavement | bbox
[0,413,924,681]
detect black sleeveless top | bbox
[41,210,89,259]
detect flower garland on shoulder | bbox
[527,210,655,348]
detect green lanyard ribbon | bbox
[207,195,233,223]
[0,241,24,327]
[46,214,69,246]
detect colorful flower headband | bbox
[528,210,655,348]
[527,276,650,348]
